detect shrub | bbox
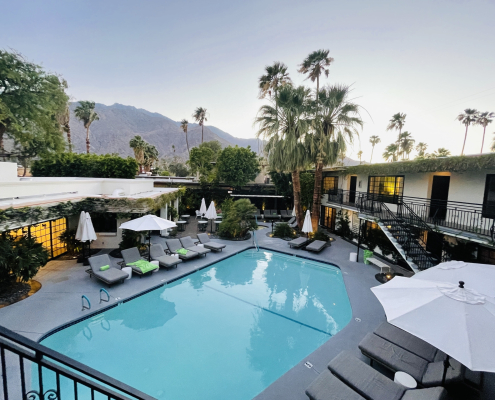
[273,223,296,239]
[59,229,82,256]
[0,234,49,284]
[335,209,355,240]
[312,229,330,242]
[218,198,257,239]
[119,229,143,250]
[31,153,138,179]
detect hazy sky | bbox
[2,0,494,161]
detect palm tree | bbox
[143,143,159,172]
[491,133,495,152]
[74,101,99,154]
[383,144,398,162]
[180,119,190,155]
[432,148,451,158]
[477,111,494,154]
[398,131,415,159]
[457,109,478,155]
[386,113,406,158]
[416,142,428,157]
[57,104,72,152]
[357,150,363,164]
[192,107,208,143]
[298,49,334,110]
[369,135,381,162]
[129,135,146,173]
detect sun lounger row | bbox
[287,237,329,253]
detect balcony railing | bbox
[326,189,495,238]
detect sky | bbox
[2,0,494,161]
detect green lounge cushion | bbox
[99,265,110,271]
[176,248,189,255]
[127,259,158,273]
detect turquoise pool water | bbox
[41,250,352,400]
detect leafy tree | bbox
[383,143,399,162]
[129,135,146,172]
[216,145,260,188]
[300,172,314,211]
[386,113,406,158]
[192,107,208,143]
[298,49,334,110]
[369,135,381,163]
[199,140,222,161]
[217,198,257,239]
[180,119,190,154]
[399,131,415,159]
[416,142,428,157]
[268,171,293,198]
[188,145,215,175]
[143,142,159,172]
[168,162,189,177]
[57,104,72,152]
[477,111,494,154]
[457,108,478,155]
[74,101,99,154]
[273,222,296,239]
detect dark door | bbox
[349,176,357,203]
[429,176,450,219]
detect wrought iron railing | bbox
[0,325,155,400]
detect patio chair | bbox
[254,209,261,217]
[275,216,295,227]
[166,239,200,260]
[150,244,183,269]
[289,219,298,229]
[197,233,226,252]
[358,333,464,387]
[179,236,211,256]
[305,240,328,253]
[88,254,128,286]
[195,210,202,219]
[280,210,288,218]
[121,247,159,276]
[288,237,310,248]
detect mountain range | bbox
[68,103,261,159]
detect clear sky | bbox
[2,0,494,161]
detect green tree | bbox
[369,135,381,163]
[180,119,190,154]
[399,131,415,159]
[269,171,293,198]
[298,49,334,110]
[169,162,189,177]
[386,112,406,158]
[383,143,399,162]
[143,142,159,172]
[477,111,494,154]
[457,108,478,155]
[416,142,428,157]
[188,145,215,176]
[199,140,222,161]
[216,145,260,188]
[431,148,451,158]
[300,172,315,211]
[357,150,363,164]
[192,107,208,143]
[74,101,99,154]
[129,135,147,173]
[217,198,257,239]
[57,104,72,152]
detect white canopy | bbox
[372,276,495,372]
[205,201,217,220]
[120,215,176,231]
[200,198,207,216]
[75,212,97,242]
[302,210,313,234]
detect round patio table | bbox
[181,215,190,223]
[198,221,208,232]
[176,221,187,232]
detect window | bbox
[368,176,404,203]
[91,213,117,233]
[321,206,336,231]
[323,176,338,194]
[482,175,495,218]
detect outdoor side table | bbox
[198,221,208,232]
[122,267,132,280]
[181,215,190,223]
[150,260,160,272]
[394,371,417,389]
[176,221,187,231]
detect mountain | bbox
[68,103,259,159]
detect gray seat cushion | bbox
[328,351,405,400]
[288,237,309,248]
[121,247,142,264]
[306,240,327,252]
[422,359,464,387]
[402,387,450,400]
[186,245,211,256]
[89,255,128,284]
[203,242,225,251]
[306,369,365,400]
[154,254,182,268]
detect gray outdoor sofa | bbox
[88,254,128,286]
[150,244,183,268]
[166,238,200,260]
[306,240,328,253]
[197,233,226,252]
[121,247,159,276]
[288,237,310,248]
[306,351,450,400]
[180,236,211,256]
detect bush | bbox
[218,198,257,239]
[312,229,330,242]
[31,153,138,179]
[273,223,296,239]
[119,229,143,250]
[0,234,49,284]
[59,229,82,256]
[216,146,260,188]
[335,210,355,240]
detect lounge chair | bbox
[179,236,211,256]
[197,233,226,252]
[275,216,295,227]
[288,237,309,248]
[289,219,298,229]
[88,254,128,286]
[306,351,450,400]
[359,333,464,387]
[254,209,261,217]
[166,239,200,260]
[280,210,288,219]
[121,247,159,276]
[306,240,328,253]
[150,244,183,269]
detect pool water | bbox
[41,250,352,400]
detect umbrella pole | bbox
[148,230,151,262]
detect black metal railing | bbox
[0,325,155,400]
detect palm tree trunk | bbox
[0,124,6,153]
[201,124,204,143]
[461,125,468,155]
[186,131,190,154]
[370,145,374,163]
[481,125,486,154]
[67,125,72,153]
[292,170,304,229]
[86,127,90,154]
[311,162,324,231]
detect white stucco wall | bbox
[0,162,18,182]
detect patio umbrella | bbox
[413,261,495,297]
[200,198,207,218]
[302,210,313,237]
[371,276,495,372]
[292,206,296,217]
[120,215,176,261]
[75,212,97,263]
[205,201,217,233]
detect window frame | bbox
[482,174,495,218]
[367,175,404,204]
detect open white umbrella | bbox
[205,201,217,233]
[372,276,495,372]
[199,198,207,218]
[302,210,313,237]
[120,215,176,261]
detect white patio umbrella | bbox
[75,212,97,263]
[292,206,296,217]
[302,210,313,237]
[205,201,217,233]
[120,215,176,261]
[413,261,495,297]
[371,276,495,372]
[199,198,207,218]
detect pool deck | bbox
[0,225,493,400]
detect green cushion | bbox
[127,259,158,273]
[99,265,110,271]
[176,248,188,255]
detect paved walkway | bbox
[0,227,491,400]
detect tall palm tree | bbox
[192,107,208,143]
[74,101,99,154]
[383,144,398,162]
[129,135,146,173]
[180,119,190,155]
[386,113,406,158]
[298,49,334,110]
[143,142,159,172]
[369,135,381,162]
[416,142,427,157]
[433,148,451,158]
[398,131,414,159]
[457,109,479,155]
[477,111,494,154]
[357,150,363,164]
[57,104,72,152]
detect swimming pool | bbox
[41,250,352,400]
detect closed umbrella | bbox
[292,206,296,217]
[120,215,176,261]
[302,210,313,237]
[205,201,217,233]
[200,198,207,218]
[371,276,495,372]
[75,212,97,263]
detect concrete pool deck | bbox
[0,226,492,400]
